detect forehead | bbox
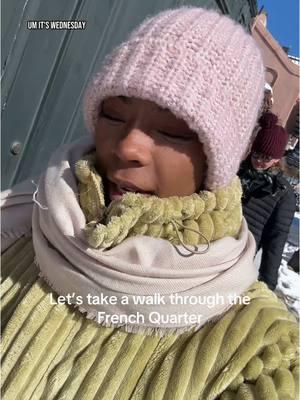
[104,96,172,115]
[102,96,195,132]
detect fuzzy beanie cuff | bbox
[83,7,265,190]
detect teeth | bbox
[119,186,135,193]
[115,183,150,194]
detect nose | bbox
[114,127,152,166]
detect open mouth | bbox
[107,179,153,201]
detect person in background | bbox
[238,112,296,290]
[242,83,274,160]
[263,83,274,113]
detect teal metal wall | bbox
[1,0,257,189]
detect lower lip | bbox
[256,163,265,169]
[108,181,125,201]
[107,181,152,201]
[253,160,265,169]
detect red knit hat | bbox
[252,112,289,159]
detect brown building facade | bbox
[251,13,299,135]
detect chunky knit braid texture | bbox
[75,154,243,249]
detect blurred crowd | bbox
[238,83,299,314]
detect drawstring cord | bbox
[31,178,209,254]
[171,220,210,254]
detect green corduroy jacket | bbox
[1,236,299,400]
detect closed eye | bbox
[156,130,195,142]
[99,110,125,124]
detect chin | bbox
[253,166,266,171]
[251,161,267,171]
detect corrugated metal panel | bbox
[2,0,257,189]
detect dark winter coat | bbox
[238,160,296,290]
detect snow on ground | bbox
[254,213,299,317]
[275,212,299,318]
[276,260,300,318]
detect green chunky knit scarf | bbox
[75,154,243,250]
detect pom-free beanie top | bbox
[83,7,265,190]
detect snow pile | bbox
[276,260,300,318]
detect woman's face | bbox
[250,152,279,171]
[94,96,206,202]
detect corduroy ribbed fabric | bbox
[83,7,265,190]
[1,237,299,400]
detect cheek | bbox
[264,160,276,169]
[251,157,257,168]
[95,120,118,153]
[94,123,115,169]
[262,161,270,168]
[190,145,207,184]
[156,144,206,195]
[251,157,263,169]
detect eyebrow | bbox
[118,96,131,103]
[117,96,170,113]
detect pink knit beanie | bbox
[83,7,265,190]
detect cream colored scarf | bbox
[2,137,258,335]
